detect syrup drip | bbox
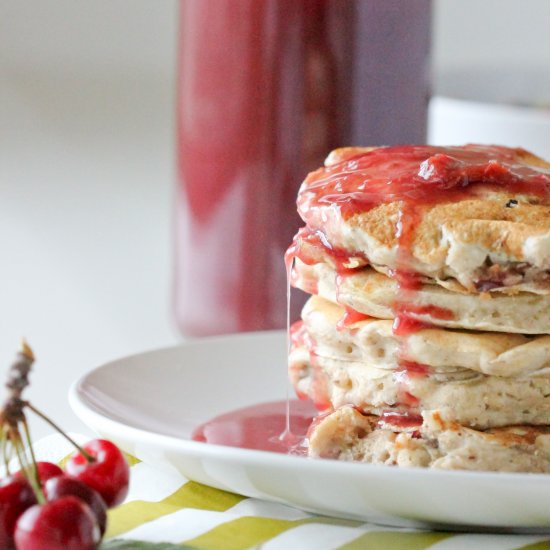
[378,411,423,429]
[392,330,422,406]
[398,303,455,320]
[392,199,428,337]
[336,306,372,330]
[395,360,431,378]
[392,202,425,402]
[392,315,431,336]
[285,226,369,278]
[392,360,430,409]
[389,268,423,291]
[281,251,308,446]
[392,362,421,408]
[392,303,455,335]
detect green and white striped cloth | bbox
[32,434,550,550]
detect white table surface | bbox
[0,67,181,439]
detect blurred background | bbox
[0,0,549,438]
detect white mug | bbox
[428,67,550,159]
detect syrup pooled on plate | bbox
[191,400,317,455]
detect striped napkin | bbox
[29,435,550,550]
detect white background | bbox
[0,0,549,439]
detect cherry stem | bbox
[25,403,95,463]
[12,431,27,471]
[22,419,41,491]
[12,427,45,504]
[1,427,9,475]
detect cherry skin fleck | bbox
[65,439,129,508]
[0,477,37,548]
[14,495,100,550]
[14,461,64,486]
[44,475,107,536]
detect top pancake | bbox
[295,145,550,294]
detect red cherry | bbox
[14,496,100,550]
[44,475,107,535]
[65,439,129,508]
[0,477,37,548]
[14,461,63,486]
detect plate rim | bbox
[69,331,550,487]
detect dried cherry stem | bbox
[0,339,35,429]
[25,402,95,463]
[0,341,38,488]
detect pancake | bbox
[289,343,550,429]
[294,145,550,295]
[299,295,550,377]
[307,406,550,473]
[292,258,550,334]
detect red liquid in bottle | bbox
[175,0,431,336]
[181,1,433,455]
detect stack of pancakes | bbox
[287,144,550,472]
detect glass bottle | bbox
[175,0,431,336]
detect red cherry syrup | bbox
[191,400,317,455]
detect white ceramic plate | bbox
[70,331,550,532]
